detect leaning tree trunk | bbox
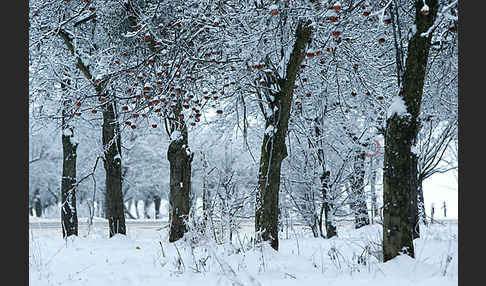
[382,0,438,262]
[255,20,313,251]
[61,101,79,238]
[351,152,370,229]
[167,104,193,243]
[102,101,126,237]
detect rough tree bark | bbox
[255,20,313,250]
[61,97,79,238]
[167,103,193,243]
[382,0,438,262]
[102,101,126,237]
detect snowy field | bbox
[29,217,457,286]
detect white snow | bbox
[326,9,338,17]
[421,4,429,13]
[269,4,278,11]
[387,96,409,119]
[171,131,182,142]
[265,125,275,135]
[409,24,417,40]
[63,129,73,137]
[69,134,79,145]
[29,220,458,286]
[411,145,419,155]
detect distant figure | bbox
[442,201,447,218]
[431,203,435,224]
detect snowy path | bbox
[29,219,168,230]
[29,218,457,230]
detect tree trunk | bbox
[201,152,209,232]
[33,189,42,217]
[167,135,193,242]
[167,107,193,242]
[314,117,337,239]
[255,113,286,250]
[87,200,93,227]
[351,152,370,229]
[383,117,417,260]
[154,195,161,219]
[135,200,141,219]
[61,106,79,238]
[143,198,151,219]
[431,204,435,223]
[319,171,337,238]
[382,0,438,262]
[417,179,427,225]
[370,158,378,224]
[310,215,319,238]
[255,20,312,251]
[102,101,126,237]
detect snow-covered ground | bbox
[29,220,457,286]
